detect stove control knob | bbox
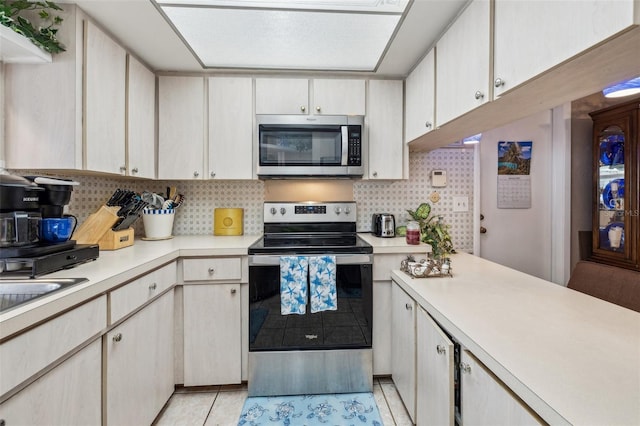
[270,207,277,215]
[280,207,286,215]
[335,206,342,215]
[344,206,351,215]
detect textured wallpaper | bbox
[12,148,474,253]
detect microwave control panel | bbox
[347,126,362,166]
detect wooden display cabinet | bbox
[589,97,640,271]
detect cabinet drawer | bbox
[0,296,106,395]
[182,257,242,282]
[110,262,176,323]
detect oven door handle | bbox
[249,254,372,266]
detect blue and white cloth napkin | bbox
[280,256,309,315]
[309,255,337,313]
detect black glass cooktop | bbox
[248,233,372,255]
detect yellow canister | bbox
[214,208,244,236]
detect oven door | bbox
[248,253,372,352]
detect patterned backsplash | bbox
[11,148,474,253]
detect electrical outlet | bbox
[453,196,469,212]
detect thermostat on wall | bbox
[431,170,447,187]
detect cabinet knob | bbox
[425,122,432,128]
[149,282,157,291]
[193,171,200,178]
[316,106,321,112]
[119,166,126,173]
[131,167,139,174]
[373,171,378,178]
[480,226,487,234]
[230,288,237,294]
[474,91,484,100]
[210,171,216,178]
[301,106,306,112]
[208,267,215,275]
[460,362,471,374]
[405,303,412,311]
[436,344,446,355]
[112,333,123,343]
[494,77,505,88]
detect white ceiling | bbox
[72,0,468,77]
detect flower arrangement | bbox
[406,202,454,258]
[1,1,66,54]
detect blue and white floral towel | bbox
[309,255,337,313]
[280,256,309,315]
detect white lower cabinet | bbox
[417,307,455,426]
[106,291,174,426]
[183,283,241,385]
[0,339,102,425]
[391,282,416,423]
[460,350,543,425]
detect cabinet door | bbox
[127,55,156,179]
[405,48,435,143]
[391,282,416,423]
[255,78,309,114]
[436,0,490,126]
[0,340,101,426]
[106,291,174,426]
[84,20,127,174]
[494,0,636,97]
[368,79,404,179]
[158,76,205,179]
[183,283,241,385]
[208,77,254,179]
[417,308,454,426]
[312,79,366,115]
[460,350,543,425]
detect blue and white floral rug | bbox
[238,392,383,426]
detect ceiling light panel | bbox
[157,0,409,13]
[161,6,402,70]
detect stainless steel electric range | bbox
[247,201,373,396]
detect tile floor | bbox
[153,377,413,426]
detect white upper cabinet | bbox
[405,48,435,143]
[208,77,254,180]
[84,20,127,175]
[312,79,366,115]
[367,80,404,180]
[126,55,156,179]
[436,0,490,126]
[158,76,205,179]
[255,78,365,115]
[493,0,638,97]
[4,5,84,170]
[255,78,309,114]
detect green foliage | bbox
[407,202,454,258]
[1,1,66,54]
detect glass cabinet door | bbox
[595,124,626,254]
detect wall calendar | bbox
[497,141,532,209]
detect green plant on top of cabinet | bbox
[208,77,253,180]
[435,0,490,127]
[589,98,640,271]
[493,0,638,97]
[255,78,365,115]
[367,79,404,179]
[405,48,435,143]
[158,76,205,179]
[84,20,127,175]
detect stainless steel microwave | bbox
[256,115,364,178]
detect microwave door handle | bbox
[341,126,349,166]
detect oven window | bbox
[259,125,343,166]
[249,263,372,351]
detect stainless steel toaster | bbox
[372,213,396,238]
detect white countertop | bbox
[357,233,431,254]
[391,252,640,426]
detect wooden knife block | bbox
[72,205,134,250]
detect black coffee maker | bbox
[0,172,98,276]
